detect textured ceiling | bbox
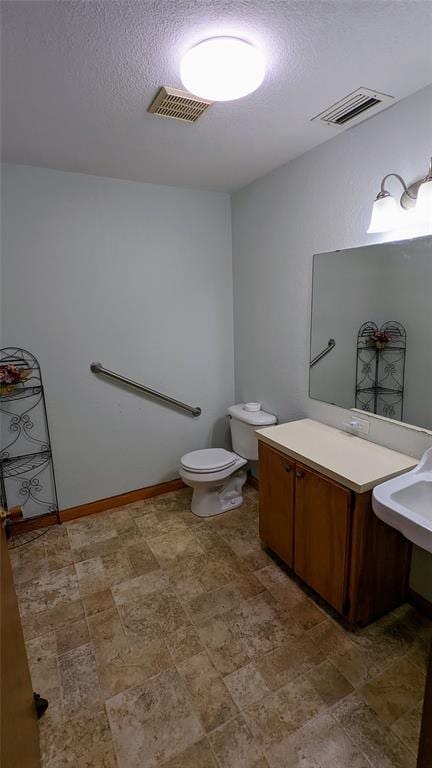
[1,0,431,192]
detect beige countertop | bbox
[256,418,418,493]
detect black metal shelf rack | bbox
[0,348,59,524]
[355,322,406,421]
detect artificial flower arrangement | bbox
[0,364,31,395]
[367,330,394,350]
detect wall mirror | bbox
[309,235,432,431]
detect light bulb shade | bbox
[180,37,265,102]
[415,179,432,223]
[367,194,401,234]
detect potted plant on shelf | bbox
[367,329,393,350]
[0,364,31,395]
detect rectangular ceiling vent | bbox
[148,87,212,123]
[311,88,394,128]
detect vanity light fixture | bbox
[180,37,265,102]
[367,156,432,233]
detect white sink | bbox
[372,447,432,553]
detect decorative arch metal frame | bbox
[0,347,59,525]
[355,322,406,421]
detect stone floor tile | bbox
[309,618,382,687]
[100,550,133,585]
[184,583,244,625]
[10,537,48,581]
[87,607,129,666]
[255,565,305,607]
[241,547,275,573]
[159,739,218,768]
[224,593,289,660]
[197,614,250,675]
[18,564,80,616]
[59,642,103,716]
[71,533,121,563]
[124,539,161,576]
[208,715,269,768]
[224,661,271,709]
[231,571,267,599]
[67,517,116,550]
[83,588,115,617]
[265,712,370,768]
[75,740,119,768]
[106,667,203,767]
[221,528,262,557]
[391,701,423,757]
[177,651,238,732]
[39,704,112,767]
[290,597,327,631]
[332,692,417,768]
[245,660,352,751]
[166,624,205,664]
[56,617,90,654]
[147,527,205,566]
[45,526,74,572]
[111,569,170,606]
[21,598,84,641]
[75,556,109,597]
[118,589,189,649]
[255,635,325,690]
[135,511,189,539]
[359,656,425,725]
[97,640,172,699]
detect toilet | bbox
[179,403,276,518]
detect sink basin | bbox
[372,447,432,553]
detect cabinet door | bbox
[294,464,351,613]
[258,442,295,567]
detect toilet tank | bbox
[228,404,277,460]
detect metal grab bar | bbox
[310,338,336,368]
[90,362,202,417]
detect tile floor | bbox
[10,486,431,768]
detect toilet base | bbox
[190,469,247,518]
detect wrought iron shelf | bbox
[0,348,59,526]
[359,345,405,352]
[0,385,43,401]
[356,386,403,395]
[355,321,406,422]
[0,450,52,478]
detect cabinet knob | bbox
[295,470,304,479]
[284,465,292,473]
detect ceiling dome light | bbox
[180,37,265,102]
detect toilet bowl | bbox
[179,403,276,518]
[180,448,247,518]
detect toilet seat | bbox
[180,448,237,474]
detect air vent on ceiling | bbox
[311,88,394,128]
[147,87,212,123]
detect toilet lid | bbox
[181,448,237,473]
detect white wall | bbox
[1,164,234,509]
[232,84,432,599]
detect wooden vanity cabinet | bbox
[258,441,411,625]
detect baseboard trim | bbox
[247,473,259,490]
[407,587,432,620]
[11,478,186,534]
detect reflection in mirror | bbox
[309,235,432,431]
